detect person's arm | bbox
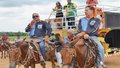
[73,3,77,9]
[93,0,98,4]
[86,0,90,4]
[44,21,52,37]
[78,19,83,33]
[25,20,35,32]
[53,6,57,11]
[25,24,31,32]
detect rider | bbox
[86,0,98,7]
[25,13,52,62]
[64,0,77,29]
[15,34,23,43]
[54,33,63,67]
[63,29,83,68]
[1,33,9,44]
[78,5,105,68]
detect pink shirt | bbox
[2,35,8,42]
[86,0,98,6]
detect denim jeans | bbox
[55,51,62,66]
[9,62,16,68]
[90,36,104,68]
[39,40,46,59]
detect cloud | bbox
[0,0,57,7]
[0,0,120,32]
[0,3,55,32]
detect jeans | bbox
[39,40,46,59]
[9,62,16,68]
[55,51,62,66]
[90,36,104,68]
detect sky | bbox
[0,0,120,32]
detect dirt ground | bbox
[0,54,120,68]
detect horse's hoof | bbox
[1,57,3,59]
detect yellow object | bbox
[52,30,65,37]
[98,37,104,42]
[98,37,109,53]
[98,28,111,35]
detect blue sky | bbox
[0,0,120,32]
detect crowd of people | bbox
[53,0,105,29]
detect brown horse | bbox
[0,40,9,59]
[74,38,98,68]
[9,40,46,68]
[45,45,56,68]
[58,35,102,68]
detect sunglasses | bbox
[97,9,102,11]
[32,16,39,18]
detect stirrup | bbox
[100,61,106,68]
[41,61,46,65]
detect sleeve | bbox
[78,19,83,33]
[94,0,98,4]
[44,21,52,36]
[25,20,35,32]
[64,4,67,9]
[73,3,77,9]
[25,24,30,32]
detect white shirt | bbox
[15,38,23,43]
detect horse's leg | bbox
[1,51,3,59]
[51,59,56,68]
[62,65,69,68]
[4,50,6,58]
[24,65,29,68]
[9,62,16,68]
[30,63,35,68]
[41,62,46,68]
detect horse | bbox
[57,34,103,68]
[0,40,9,59]
[8,39,46,68]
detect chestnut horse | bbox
[0,40,9,59]
[9,40,46,68]
[74,38,99,68]
[59,36,102,68]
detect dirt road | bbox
[0,54,120,68]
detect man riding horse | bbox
[25,13,52,64]
[0,32,9,58]
[78,5,106,68]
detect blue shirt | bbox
[81,18,88,31]
[78,17,101,36]
[64,37,70,43]
[34,21,52,37]
[29,24,35,37]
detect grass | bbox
[9,36,29,42]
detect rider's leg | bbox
[39,41,46,59]
[9,62,16,68]
[90,36,105,67]
[55,51,62,67]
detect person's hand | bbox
[76,32,85,38]
[45,35,49,39]
[84,34,90,39]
